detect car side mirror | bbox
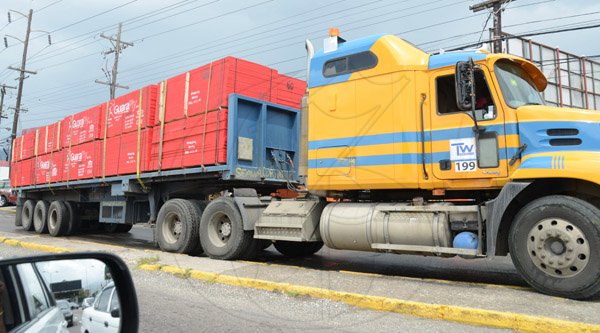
[455,59,475,111]
[0,252,138,332]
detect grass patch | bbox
[137,256,160,268]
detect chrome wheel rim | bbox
[527,218,590,278]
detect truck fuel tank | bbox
[320,202,476,256]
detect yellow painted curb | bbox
[1,237,71,253]
[139,264,600,333]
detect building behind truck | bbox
[11,30,600,300]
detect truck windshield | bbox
[494,59,545,108]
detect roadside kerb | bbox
[137,263,600,333]
[1,233,599,333]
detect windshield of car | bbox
[494,59,545,108]
[56,300,69,310]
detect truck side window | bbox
[436,71,495,120]
[323,51,377,77]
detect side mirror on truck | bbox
[455,58,483,134]
[455,59,475,111]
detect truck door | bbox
[429,66,507,180]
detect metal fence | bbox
[499,34,600,110]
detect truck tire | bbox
[0,195,7,207]
[156,199,201,254]
[33,200,50,234]
[200,197,258,260]
[509,195,600,300]
[48,201,69,237]
[22,200,35,231]
[274,241,324,257]
[64,201,79,235]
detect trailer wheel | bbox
[33,200,50,234]
[274,241,324,257]
[64,201,79,235]
[200,197,258,260]
[509,195,600,300]
[21,200,35,231]
[157,199,201,254]
[48,201,69,237]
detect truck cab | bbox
[307,33,600,193]
[298,32,600,300]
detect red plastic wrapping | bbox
[65,141,101,180]
[155,57,275,125]
[148,109,227,171]
[103,129,152,177]
[104,85,158,138]
[271,74,306,109]
[62,105,104,147]
[37,122,62,155]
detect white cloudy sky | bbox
[0,0,598,144]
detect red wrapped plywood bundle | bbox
[148,109,227,171]
[65,141,101,180]
[36,122,62,155]
[271,74,306,109]
[154,57,275,125]
[19,131,37,161]
[102,129,152,177]
[61,104,104,147]
[104,85,158,138]
[15,158,35,187]
[35,154,52,185]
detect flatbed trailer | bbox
[15,94,300,254]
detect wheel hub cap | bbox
[220,221,232,237]
[527,218,590,278]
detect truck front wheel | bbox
[200,197,258,260]
[156,199,201,254]
[21,200,35,231]
[509,195,600,300]
[33,200,50,234]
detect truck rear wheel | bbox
[509,195,600,300]
[33,200,50,234]
[200,197,258,260]
[21,200,35,231]
[64,201,79,235]
[48,201,69,237]
[157,199,201,254]
[274,241,324,257]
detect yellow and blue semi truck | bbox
[251,31,600,300]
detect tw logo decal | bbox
[449,138,477,161]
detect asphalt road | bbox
[0,208,525,288]
[0,243,505,332]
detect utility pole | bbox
[470,0,513,53]
[6,9,37,163]
[95,23,132,99]
[0,84,17,128]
